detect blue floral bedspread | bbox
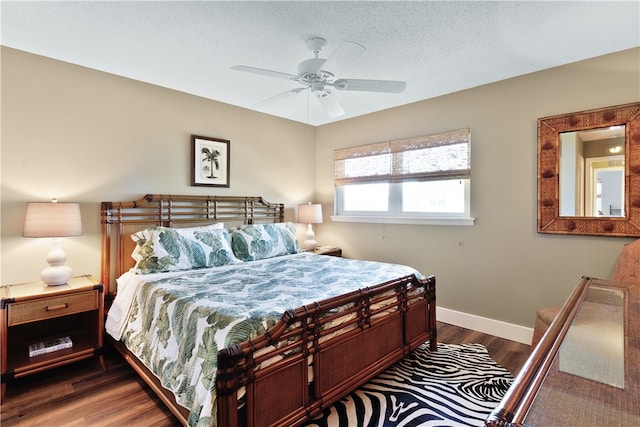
[107,252,421,426]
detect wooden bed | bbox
[101,194,436,427]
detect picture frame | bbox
[191,135,230,187]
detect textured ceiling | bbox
[2,1,639,126]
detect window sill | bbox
[330,215,476,226]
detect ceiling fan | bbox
[231,37,407,118]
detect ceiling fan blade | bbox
[319,41,366,73]
[315,91,345,118]
[231,65,297,80]
[332,78,407,93]
[253,88,305,108]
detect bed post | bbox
[100,201,113,296]
[429,276,437,351]
[216,344,243,427]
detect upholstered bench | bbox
[531,239,640,347]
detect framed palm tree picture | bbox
[191,135,230,187]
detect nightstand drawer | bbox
[7,290,98,326]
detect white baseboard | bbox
[436,307,533,345]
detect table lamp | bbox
[23,199,83,285]
[297,203,323,251]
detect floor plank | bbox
[0,322,531,426]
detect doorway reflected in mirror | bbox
[559,126,625,217]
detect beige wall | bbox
[1,47,316,285]
[315,47,640,328]
[2,46,638,329]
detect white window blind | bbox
[334,128,471,186]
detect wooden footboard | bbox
[216,273,436,427]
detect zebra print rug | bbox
[304,343,513,427]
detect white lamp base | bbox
[41,240,72,286]
[303,223,317,251]
[41,265,73,286]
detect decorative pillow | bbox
[131,225,239,274]
[231,222,301,261]
[131,223,224,264]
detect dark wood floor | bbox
[0,322,531,426]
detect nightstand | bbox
[313,246,342,257]
[0,274,106,398]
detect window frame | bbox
[332,129,475,226]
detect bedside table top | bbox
[313,246,342,256]
[0,275,101,302]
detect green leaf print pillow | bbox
[230,222,301,261]
[131,226,240,274]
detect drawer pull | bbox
[45,303,69,312]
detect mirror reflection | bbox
[559,126,625,217]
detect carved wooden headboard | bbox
[100,194,285,296]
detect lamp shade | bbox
[23,201,83,238]
[23,200,83,286]
[297,203,323,224]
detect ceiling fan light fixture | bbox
[311,82,326,96]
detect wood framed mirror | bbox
[538,102,640,236]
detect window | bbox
[333,128,473,225]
